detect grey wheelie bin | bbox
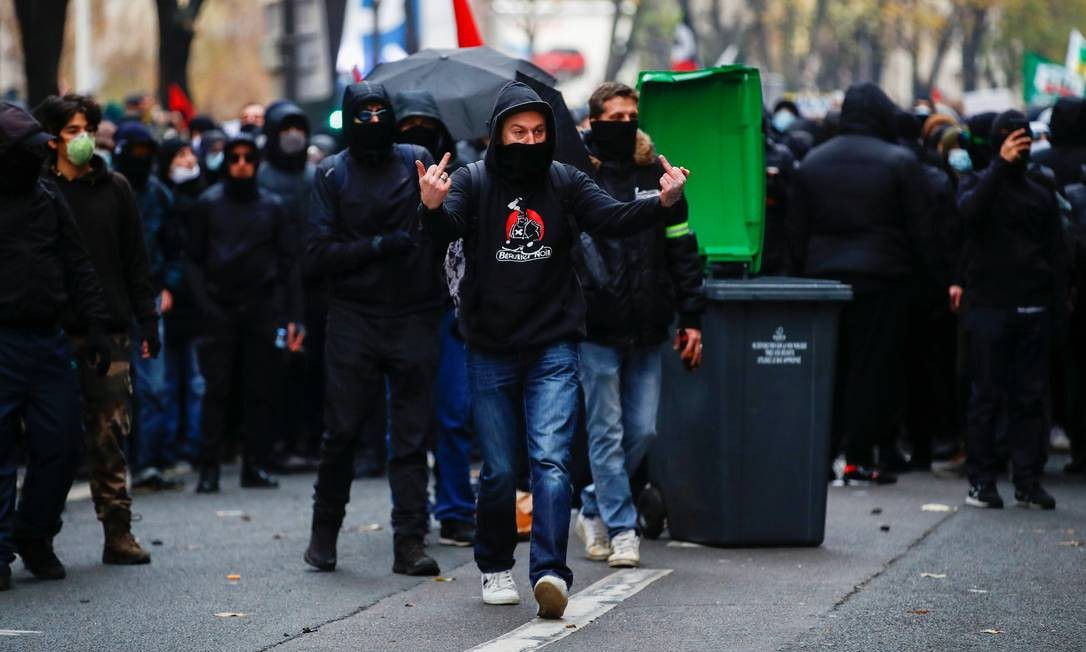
[643,277,852,547]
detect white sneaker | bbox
[575,512,610,561]
[533,575,568,619]
[607,529,640,568]
[481,571,520,605]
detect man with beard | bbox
[304,83,446,577]
[959,111,1069,510]
[35,94,160,566]
[0,102,111,590]
[188,134,305,493]
[418,81,688,619]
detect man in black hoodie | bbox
[189,134,305,493]
[789,82,936,485]
[304,83,445,578]
[573,81,704,569]
[258,100,323,471]
[0,102,111,590]
[35,94,160,566]
[958,111,1068,510]
[1033,97,1086,189]
[418,81,688,619]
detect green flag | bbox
[1023,52,1085,106]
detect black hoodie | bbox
[394,90,458,169]
[789,82,937,293]
[1033,97,1086,189]
[957,110,1068,310]
[307,83,445,317]
[420,81,675,352]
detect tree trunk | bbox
[924,17,956,95]
[155,0,205,107]
[14,0,69,107]
[604,0,647,81]
[961,6,987,92]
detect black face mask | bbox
[590,120,639,162]
[496,142,552,184]
[397,126,442,162]
[114,153,153,189]
[0,144,44,196]
[348,115,395,164]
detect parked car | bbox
[532,48,586,80]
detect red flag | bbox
[453,0,483,47]
[167,83,195,126]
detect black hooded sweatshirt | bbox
[393,90,459,170]
[308,82,444,317]
[420,81,675,352]
[788,82,937,294]
[957,110,1068,310]
[1033,97,1086,190]
[50,154,158,336]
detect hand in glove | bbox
[81,325,113,377]
[373,231,414,258]
[140,318,162,359]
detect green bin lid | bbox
[704,278,853,302]
[637,67,766,273]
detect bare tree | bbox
[155,0,207,105]
[605,0,647,80]
[14,0,69,107]
[960,3,988,92]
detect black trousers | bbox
[197,304,280,468]
[833,288,906,466]
[964,306,1051,488]
[313,303,440,538]
[901,289,961,462]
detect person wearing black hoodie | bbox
[958,110,1068,510]
[35,94,159,566]
[1033,97,1086,189]
[188,134,305,493]
[788,82,937,486]
[304,82,445,578]
[0,102,111,591]
[573,81,704,569]
[418,81,688,618]
[258,100,323,471]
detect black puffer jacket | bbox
[788,83,936,293]
[761,137,797,275]
[307,82,446,316]
[1033,97,1086,190]
[577,127,704,347]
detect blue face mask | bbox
[205,150,224,171]
[772,110,796,133]
[948,148,972,173]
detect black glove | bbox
[140,318,162,358]
[373,231,414,258]
[82,324,113,377]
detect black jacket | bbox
[761,138,797,275]
[958,156,1068,310]
[50,155,158,336]
[1033,97,1086,190]
[189,183,304,324]
[158,172,208,340]
[307,83,446,317]
[788,83,936,294]
[258,101,319,279]
[420,81,674,352]
[577,127,704,347]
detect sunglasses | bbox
[227,152,256,164]
[353,108,389,123]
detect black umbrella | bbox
[366,46,592,174]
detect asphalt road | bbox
[1,459,1083,651]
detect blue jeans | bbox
[579,342,661,537]
[469,341,578,589]
[434,310,475,525]
[131,319,182,472]
[163,336,204,464]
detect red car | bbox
[532,48,586,80]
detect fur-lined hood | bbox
[587,128,657,170]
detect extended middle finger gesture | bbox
[417,152,453,210]
[658,154,690,208]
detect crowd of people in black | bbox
[0,76,1083,620]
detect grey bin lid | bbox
[704,277,853,302]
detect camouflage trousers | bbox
[68,333,134,525]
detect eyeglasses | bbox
[353,108,389,123]
[227,152,255,164]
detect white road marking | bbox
[467,568,672,652]
[0,630,44,636]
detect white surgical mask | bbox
[169,164,202,185]
[948,148,972,173]
[205,150,224,171]
[772,110,796,133]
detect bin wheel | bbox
[637,484,666,540]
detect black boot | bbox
[195,464,220,494]
[392,535,439,576]
[304,518,340,571]
[1,563,10,591]
[240,462,279,489]
[14,534,65,580]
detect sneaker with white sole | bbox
[533,575,568,619]
[575,512,610,561]
[481,571,520,605]
[607,529,640,568]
